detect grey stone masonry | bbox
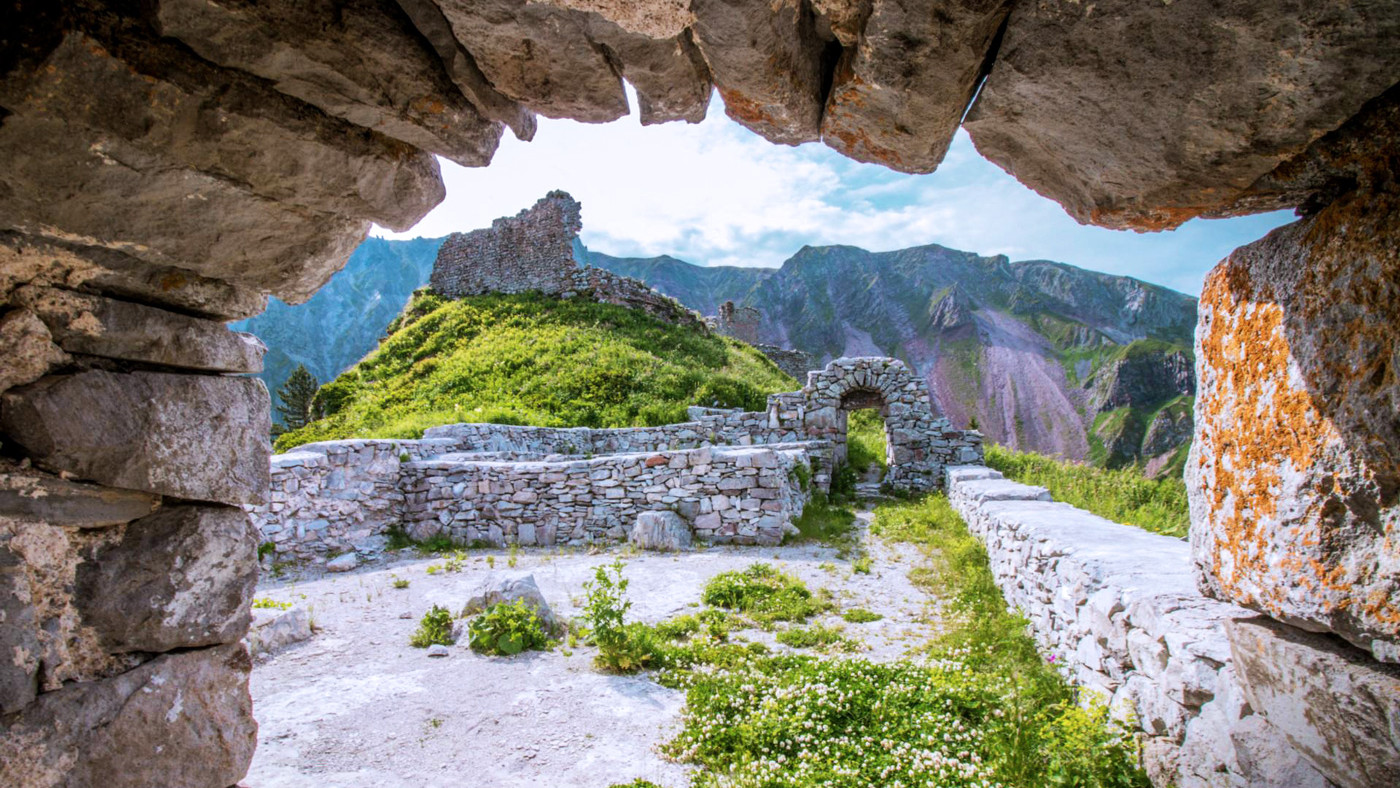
[251,358,981,562]
[945,466,1335,788]
[429,190,582,298]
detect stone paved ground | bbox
[242,511,944,787]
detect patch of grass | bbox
[844,408,887,474]
[787,496,856,546]
[851,555,872,574]
[275,292,796,451]
[986,444,1189,537]
[391,576,410,589]
[251,597,292,611]
[257,542,275,559]
[701,563,832,628]
[466,599,549,656]
[775,622,852,651]
[409,604,454,648]
[608,781,664,788]
[841,608,882,623]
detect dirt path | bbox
[243,510,941,788]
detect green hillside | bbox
[274,291,797,452]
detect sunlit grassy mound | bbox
[986,444,1189,537]
[275,290,796,451]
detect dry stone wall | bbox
[429,191,582,298]
[946,466,1336,788]
[252,358,982,561]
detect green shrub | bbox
[841,608,882,623]
[466,599,549,656]
[701,563,830,627]
[409,605,454,648]
[986,444,1189,537]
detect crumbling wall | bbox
[429,191,582,298]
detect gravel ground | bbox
[242,511,943,788]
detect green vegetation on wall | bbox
[275,291,796,451]
[985,444,1189,538]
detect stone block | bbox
[630,510,692,552]
[245,607,313,657]
[1,370,270,505]
[1228,616,1400,788]
[0,469,159,527]
[0,543,40,715]
[1189,190,1400,661]
[0,308,68,395]
[13,286,265,373]
[75,505,257,654]
[0,644,256,788]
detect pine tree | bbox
[275,364,319,432]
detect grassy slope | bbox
[985,444,1190,538]
[275,291,796,451]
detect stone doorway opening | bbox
[838,388,892,491]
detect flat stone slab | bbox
[1,369,270,505]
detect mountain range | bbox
[235,237,1197,476]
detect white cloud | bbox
[376,89,1294,296]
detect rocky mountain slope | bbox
[240,237,1196,475]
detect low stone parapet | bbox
[945,465,1332,787]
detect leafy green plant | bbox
[582,560,658,672]
[507,543,519,568]
[391,575,410,589]
[852,555,872,574]
[257,542,276,559]
[701,563,831,627]
[466,599,549,656]
[409,605,454,648]
[252,597,292,611]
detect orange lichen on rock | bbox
[1189,187,1400,662]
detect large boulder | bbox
[74,505,258,654]
[821,0,1011,174]
[154,0,503,168]
[964,0,1400,230]
[446,572,560,635]
[1228,616,1400,788]
[0,644,257,788]
[630,510,693,551]
[1188,186,1400,662]
[245,607,314,657]
[0,370,271,506]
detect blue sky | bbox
[377,90,1293,297]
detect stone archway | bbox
[776,357,977,493]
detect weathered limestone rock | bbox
[1189,186,1400,662]
[245,606,313,657]
[631,510,693,551]
[155,0,504,168]
[453,573,560,635]
[0,309,68,395]
[964,0,1400,230]
[1,371,271,506]
[0,644,257,788]
[12,286,265,374]
[545,0,693,38]
[582,19,712,125]
[0,543,40,715]
[821,0,1011,173]
[691,0,830,145]
[74,505,258,654]
[1228,616,1400,788]
[0,468,159,528]
[810,0,869,47]
[326,552,359,573]
[390,0,538,140]
[433,0,628,122]
[0,231,268,322]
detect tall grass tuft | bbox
[985,444,1189,537]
